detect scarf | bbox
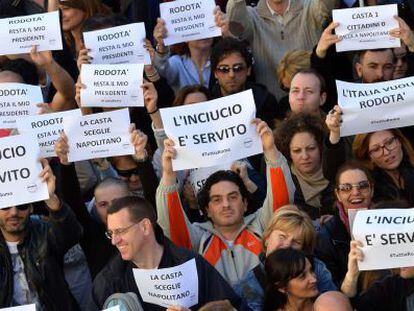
[291,165,329,208]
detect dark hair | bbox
[373,199,411,209]
[210,37,253,72]
[197,170,250,216]
[335,160,374,189]
[291,68,327,95]
[275,113,326,162]
[263,248,312,311]
[108,196,164,242]
[173,85,211,106]
[1,59,39,85]
[357,48,393,64]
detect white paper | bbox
[0,304,36,311]
[160,0,221,46]
[0,83,43,128]
[80,64,144,107]
[189,163,232,193]
[336,77,414,136]
[83,23,151,65]
[0,11,62,56]
[16,109,82,158]
[0,134,49,209]
[353,208,414,271]
[133,258,198,308]
[160,90,262,171]
[63,108,134,162]
[332,5,400,52]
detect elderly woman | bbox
[275,113,334,220]
[237,206,336,311]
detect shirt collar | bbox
[266,0,291,16]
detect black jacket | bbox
[355,275,414,311]
[0,203,82,310]
[90,238,241,310]
[210,81,281,129]
[315,214,350,286]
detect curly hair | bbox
[274,113,326,162]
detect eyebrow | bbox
[210,191,239,198]
[217,62,244,67]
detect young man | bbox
[210,38,282,128]
[0,159,82,309]
[156,119,295,286]
[91,196,240,310]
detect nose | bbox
[111,234,121,246]
[309,272,317,284]
[8,207,19,216]
[383,146,391,155]
[301,150,310,159]
[282,238,293,248]
[228,69,236,78]
[350,186,362,196]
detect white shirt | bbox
[266,0,291,25]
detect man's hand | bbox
[130,126,148,160]
[316,22,341,59]
[55,133,70,165]
[253,118,279,162]
[40,158,60,211]
[161,138,177,186]
[390,16,414,52]
[30,45,54,68]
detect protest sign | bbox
[160,0,221,46]
[83,23,151,65]
[160,90,262,171]
[63,108,134,162]
[0,134,49,209]
[332,5,400,52]
[0,11,62,56]
[133,259,198,308]
[0,83,43,128]
[0,304,36,311]
[336,77,414,136]
[16,109,82,158]
[80,64,144,107]
[189,163,232,193]
[353,208,414,271]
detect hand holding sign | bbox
[325,105,343,144]
[162,138,177,186]
[316,21,341,59]
[254,118,279,162]
[130,127,148,161]
[55,133,69,165]
[342,240,364,297]
[389,16,414,51]
[153,18,168,54]
[77,46,92,71]
[30,45,53,68]
[40,158,61,211]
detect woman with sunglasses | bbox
[325,106,414,205]
[315,160,374,286]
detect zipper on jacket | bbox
[281,30,284,40]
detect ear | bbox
[243,198,248,213]
[335,189,341,203]
[214,70,219,80]
[355,62,363,79]
[320,92,327,107]
[141,218,152,236]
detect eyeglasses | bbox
[215,64,246,74]
[368,136,399,159]
[115,167,140,178]
[1,204,31,212]
[336,180,371,193]
[105,222,139,240]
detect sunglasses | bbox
[215,64,246,74]
[336,180,370,193]
[116,167,140,178]
[2,204,31,212]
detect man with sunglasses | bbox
[90,196,240,310]
[210,37,282,130]
[0,159,83,310]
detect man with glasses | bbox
[0,159,82,310]
[210,37,282,129]
[90,196,240,310]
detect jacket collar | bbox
[257,0,303,24]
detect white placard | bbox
[353,208,414,271]
[336,77,414,136]
[160,90,262,171]
[189,163,232,193]
[16,109,82,158]
[133,258,198,308]
[63,109,134,162]
[80,64,144,107]
[102,307,120,311]
[0,304,36,311]
[0,134,49,209]
[0,83,43,128]
[160,0,221,46]
[0,11,62,56]
[332,5,400,52]
[83,23,151,65]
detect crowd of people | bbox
[1,0,414,310]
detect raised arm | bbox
[225,0,254,41]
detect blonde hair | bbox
[262,205,316,255]
[352,129,414,170]
[277,50,312,89]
